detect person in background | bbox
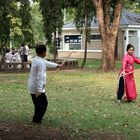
[4,49,13,63]
[14,49,21,62]
[28,44,62,124]
[20,43,29,62]
[24,43,29,62]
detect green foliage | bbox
[19,0,33,44]
[0,1,11,47]
[40,0,63,54]
[30,2,45,44]
[0,0,33,48]
[124,0,140,13]
[64,8,75,23]
[74,0,95,41]
[0,0,139,52]
[63,0,96,34]
[62,0,80,8]
[73,0,96,68]
[10,17,23,38]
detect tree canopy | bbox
[0,0,33,49]
[0,0,140,71]
[19,0,33,44]
[40,0,63,58]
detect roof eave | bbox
[120,24,140,28]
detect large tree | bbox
[30,2,45,44]
[0,0,33,48]
[0,0,22,69]
[19,0,33,44]
[92,0,140,71]
[0,0,11,47]
[92,0,123,71]
[40,0,63,60]
[0,0,33,70]
[74,0,95,68]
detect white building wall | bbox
[138,30,140,58]
[124,29,129,54]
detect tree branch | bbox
[104,0,111,33]
[92,0,98,6]
[92,0,106,40]
[111,0,123,34]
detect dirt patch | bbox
[0,123,125,140]
[0,123,68,140]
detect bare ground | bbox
[0,123,125,140]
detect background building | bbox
[58,10,140,59]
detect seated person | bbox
[13,49,21,62]
[4,49,13,63]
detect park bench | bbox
[0,58,78,72]
[47,58,78,69]
[58,58,78,69]
[1,62,31,72]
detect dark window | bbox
[90,34,101,40]
[64,35,81,43]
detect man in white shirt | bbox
[24,44,29,61]
[20,44,29,62]
[28,44,61,123]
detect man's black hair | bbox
[36,45,46,55]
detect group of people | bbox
[27,43,140,124]
[4,44,29,63]
[5,48,21,63]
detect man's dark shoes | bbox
[32,118,42,124]
[32,119,42,124]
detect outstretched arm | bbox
[134,57,140,64]
[45,60,58,68]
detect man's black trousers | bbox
[31,93,48,123]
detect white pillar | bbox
[124,29,129,54]
[63,9,66,24]
[137,30,140,58]
[10,41,12,49]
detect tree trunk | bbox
[101,34,116,71]
[114,35,118,61]
[81,0,88,69]
[93,0,123,71]
[0,53,5,70]
[21,46,25,70]
[81,33,88,69]
[0,45,7,70]
[53,32,58,62]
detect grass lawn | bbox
[1,59,140,139]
